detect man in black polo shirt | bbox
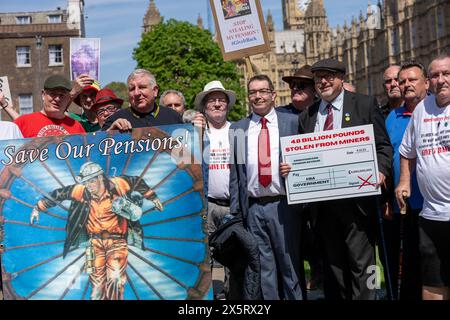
[102,69,182,131]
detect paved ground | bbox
[212,266,325,300]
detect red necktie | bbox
[323,104,334,131]
[258,117,272,187]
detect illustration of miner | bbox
[30,162,163,300]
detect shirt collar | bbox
[250,107,276,125]
[396,105,412,117]
[131,103,160,119]
[319,89,345,113]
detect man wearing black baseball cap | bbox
[281,58,393,300]
[14,74,93,138]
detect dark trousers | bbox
[301,206,324,286]
[313,199,377,300]
[380,209,422,300]
[246,198,304,300]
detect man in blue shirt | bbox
[384,61,427,300]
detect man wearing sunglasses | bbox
[279,65,317,115]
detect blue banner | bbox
[0,125,211,300]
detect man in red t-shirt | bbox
[14,75,93,138]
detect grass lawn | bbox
[303,245,388,299]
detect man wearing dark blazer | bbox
[297,59,393,300]
[229,75,304,300]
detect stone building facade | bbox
[245,10,305,107]
[327,0,450,103]
[0,0,85,119]
[141,0,449,108]
[240,0,449,106]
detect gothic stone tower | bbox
[304,0,331,65]
[143,0,162,34]
[282,0,307,30]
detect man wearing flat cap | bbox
[282,58,393,300]
[279,65,317,115]
[14,74,94,138]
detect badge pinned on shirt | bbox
[345,113,351,122]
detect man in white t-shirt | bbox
[194,81,235,234]
[396,55,450,300]
[194,80,236,299]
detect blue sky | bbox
[0,0,373,85]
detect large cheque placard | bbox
[281,125,381,204]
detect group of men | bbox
[0,53,449,301]
[0,68,183,140]
[197,54,450,301]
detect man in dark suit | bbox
[295,59,393,300]
[229,75,304,300]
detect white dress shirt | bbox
[247,107,285,197]
[314,89,345,132]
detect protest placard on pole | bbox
[70,38,101,81]
[0,76,13,107]
[209,0,270,61]
[0,76,13,120]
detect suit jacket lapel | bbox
[341,91,356,128]
[306,102,320,133]
[277,111,289,138]
[242,116,251,169]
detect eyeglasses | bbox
[96,104,118,117]
[313,73,337,83]
[289,81,312,91]
[206,98,228,105]
[248,88,272,97]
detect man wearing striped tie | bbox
[294,58,392,300]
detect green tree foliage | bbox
[105,82,129,107]
[133,19,247,121]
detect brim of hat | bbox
[45,85,72,91]
[311,67,345,74]
[75,171,103,184]
[281,76,314,84]
[194,89,236,111]
[73,86,101,106]
[93,97,124,109]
